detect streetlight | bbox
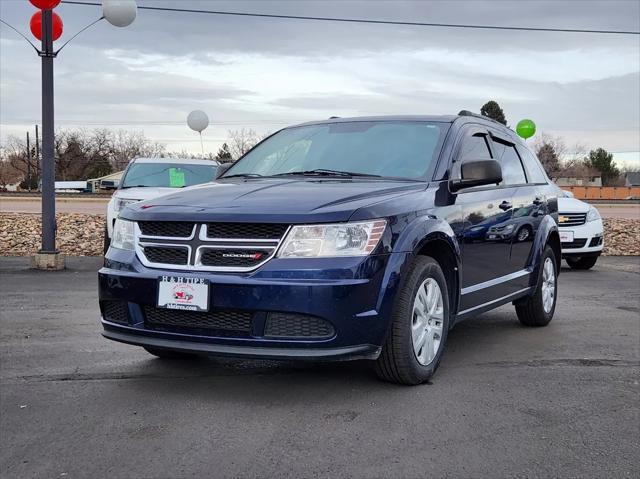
[1,0,137,269]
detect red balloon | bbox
[30,11,63,41]
[29,0,61,9]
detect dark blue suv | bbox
[100,112,561,385]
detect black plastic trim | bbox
[102,328,381,361]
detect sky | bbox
[1,0,639,167]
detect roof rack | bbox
[458,110,507,127]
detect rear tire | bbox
[515,245,557,327]
[375,256,450,385]
[143,346,198,360]
[566,256,598,270]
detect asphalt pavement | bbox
[0,256,638,478]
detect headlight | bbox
[111,219,135,251]
[503,224,515,233]
[586,206,601,222]
[114,198,141,214]
[278,220,386,258]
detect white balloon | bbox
[102,0,137,28]
[187,110,209,133]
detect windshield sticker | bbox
[169,167,186,187]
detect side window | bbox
[519,146,548,184]
[492,138,527,185]
[458,133,492,162]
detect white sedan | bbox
[557,195,604,270]
[105,157,220,253]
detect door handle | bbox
[499,201,512,211]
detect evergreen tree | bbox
[480,101,507,125]
[584,148,619,186]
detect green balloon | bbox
[516,119,536,139]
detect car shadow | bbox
[122,309,525,400]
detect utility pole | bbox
[26,132,32,192]
[35,125,40,190]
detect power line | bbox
[61,1,640,35]
[1,119,302,126]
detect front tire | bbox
[375,256,450,385]
[566,256,598,270]
[515,245,557,327]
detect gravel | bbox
[1,213,638,257]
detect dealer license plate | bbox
[157,276,209,312]
[559,231,574,243]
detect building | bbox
[624,171,640,187]
[86,171,124,193]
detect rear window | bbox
[491,140,527,185]
[518,147,548,184]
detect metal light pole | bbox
[40,9,56,255]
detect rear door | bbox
[487,135,537,273]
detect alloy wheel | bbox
[541,257,556,313]
[411,278,444,366]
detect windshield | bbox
[223,121,448,180]
[121,162,218,188]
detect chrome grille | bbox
[206,223,288,240]
[143,246,189,265]
[135,222,289,272]
[139,221,195,238]
[200,248,274,267]
[558,213,587,227]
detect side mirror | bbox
[215,163,233,179]
[450,159,502,192]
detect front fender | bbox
[393,215,460,258]
[527,215,560,287]
[390,215,462,317]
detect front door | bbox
[453,127,517,312]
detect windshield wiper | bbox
[272,169,382,178]
[222,173,264,179]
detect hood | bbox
[114,186,179,202]
[557,197,591,213]
[121,178,426,223]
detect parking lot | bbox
[1,256,638,478]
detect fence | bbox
[563,186,640,200]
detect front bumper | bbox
[99,248,409,360]
[560,218,604,258]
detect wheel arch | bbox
[527,216,561,287]
[415,234,461,320]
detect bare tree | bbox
[1,135,39,181]
[0,128,168,182]
[0,159,23,188]
[227,128,262,159]
[110,130,166,170]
